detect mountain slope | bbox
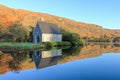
[0,4,120,38]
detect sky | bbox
[0,0,120,29]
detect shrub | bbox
[43,41,71,48]
[61,29,84,46]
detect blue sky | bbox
[0,0,120,29]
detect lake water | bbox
[0,44,120,80]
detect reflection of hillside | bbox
[0,52,13,74]
[0,49,62,74]
[0,44,120,74]
[0,51,35,74]
[59,44,120,64]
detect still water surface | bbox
[0,44,120,80]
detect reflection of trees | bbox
[62,46,83,59]
[113,44,120,47]
[59,44,120,64]
[8,51,29,72]
[0,51,4,66]
[0,50,32,74]
[0,52,13,74]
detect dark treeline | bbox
[83,36,120,43]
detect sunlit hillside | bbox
[0,4,120,38]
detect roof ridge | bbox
[37,21,62,34]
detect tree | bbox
[27,25,34,42]
[9,21,28,42]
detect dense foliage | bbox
[61,29,84,46]
[62,46,83,59]
[83,35,120,42]
[0,21,30,42]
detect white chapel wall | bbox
[42,33,62,42]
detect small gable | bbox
[33,22,42,35]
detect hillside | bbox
[0,4,120,38]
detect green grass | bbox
[0,41,71,50]
[0,42,44,50]
[43,41,71,48]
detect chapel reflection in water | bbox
[0,44,120,74]
[30,49,62,69]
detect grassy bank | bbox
[0,43,44,50]
[43,41,71,48]
[0,41,71,50]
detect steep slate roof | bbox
[36,56,61,69]
[36,21,62,34]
